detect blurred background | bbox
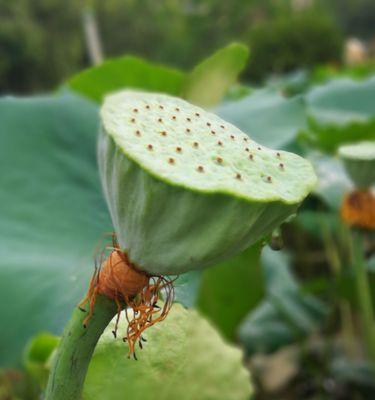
[0,1,375,400]
[1,0,375,94]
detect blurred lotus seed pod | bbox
[99,90,317,275]
[338,141,375,189]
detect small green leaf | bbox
[67,55,185,102]
[23,333,59,388]
[216,88,307,149]
[84,304,253,400]
[197,243,263,340]
[183,42,249,108]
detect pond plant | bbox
[339,141,375,229]
[44,90,317,400]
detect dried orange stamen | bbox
[78,234,175,359]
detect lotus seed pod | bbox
[338,141,375,189]
[83,304,253,400]
[99,90,317,275]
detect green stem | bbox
[351,231,375,362]
[45,295,117,400]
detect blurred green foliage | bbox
[2,0,368,94]
[245,11,343,82]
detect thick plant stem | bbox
[45,295,118,400]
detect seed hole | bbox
[217,141,223,146]
[230,135,235,140]
[158,118,163,123]
[249,154,254,160]
[193,142,199,148]
[145,105,150,109]
[220,125,225,129]
[159,105,164,110]
[279,163,284,169]
[133,108,138,113]
[175,107,180,112]
[172,116,176,120]
[130,118,136,123]
[186,128,191,133]
[216,157,223,164]
[197,165,204,173]
[267,176,272,182]
[206,122,211,127]
[195,113,200,117]
[161,131,167,136]
[235,173,242,180]
[245,148,249,152]
[168,157,175,164]
[147,144,153,151]
[135,130,141,136]
[176,147,182,153]
[186,117,191,122]
[211,130,216,135]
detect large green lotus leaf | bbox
[182,42,249,108]
[238,248,327,355]
[0,93,110,366]
[305,77,375,152]
[216,89,307,149]
[67,55,185,103]
[83,304,253,400]
[197,243,264,340]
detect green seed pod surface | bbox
[99,90,317,275]
[83,304,253,400]
[338,141,375,188]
